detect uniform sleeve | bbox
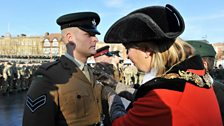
[213,82,224,124]
[22,76,59,126]
[112,91,172,126]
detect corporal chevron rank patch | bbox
[26,95,47,112]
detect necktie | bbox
[83,65,91,82]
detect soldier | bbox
[94,45,114,76]
[93,46,135,125]
[187,40,224,125]
[23,11,109,126]
[94,45,121,82]
[110,51,122,82]
[130,65,138,84]
[16,63,22,92]
[93,45,118,126]
[19,64,27,91]
[9,62,18,93]
[123,64,132,85]
[137,71,145,84]
[2,62,11,94]
[216,64,224,83]
[0,62,5,94]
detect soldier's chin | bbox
[89,51,96,56]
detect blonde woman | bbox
[103,4,222,126]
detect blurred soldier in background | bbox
[137,71,144,84]
[10,62,18,93]
[2,62,11,94]
[93,45,119,126]
[215,64,224,83]
[122,64,132,85]
[110,51,122,82]
[187,40,224,124]
[93,45,136,125]
[219,64,223,69]
[0,61,39,95]
[94,45,115,78]
[0,62,7,94]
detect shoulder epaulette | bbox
[40,60,60,70]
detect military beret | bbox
[104,4,185,44]
[94,45,113,58]
[186,40,216,57]
[56,12,100,35]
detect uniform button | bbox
[77,95,81,99]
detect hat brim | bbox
[104,13,163,43]
[104,4,184,43]
[79,27,101,35]
[105,52,113,57]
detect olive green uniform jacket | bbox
[23,55,103,126]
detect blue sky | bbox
[0,0,224,43]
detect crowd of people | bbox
[0,61,40,95]
[19,3,224,126]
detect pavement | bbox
[0,91,27,126]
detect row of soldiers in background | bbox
[118,63,144,85]
[91,61,144,85]
[102,61,224,87]
[0,61,40,95]
[90,45,145,86]
[94,60,224,86]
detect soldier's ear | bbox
[203,60,208,71]
[66,32,73,43]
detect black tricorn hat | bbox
[57,12,100,35]
[104,4,185,43]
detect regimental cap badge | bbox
[92,19,96,26]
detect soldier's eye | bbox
[89,33,96,37]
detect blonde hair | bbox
[126,37,194,76]
[151,37,194,76]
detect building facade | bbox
[0,33,127,63]
[213,43,224,67]
[1,32,223,65]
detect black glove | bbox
[102,86,116,100]
[96,72,118,87]
[93,63,117,87]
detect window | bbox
[52,38,58,47]
[52,48,59,54]
[43,48,50,54]
[44,39,50,47]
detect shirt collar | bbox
[142,68,157,84]
[64,52,85,70]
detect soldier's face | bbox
[73,28,99,57]
[111,56,120,64]
[94,55,111,63]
